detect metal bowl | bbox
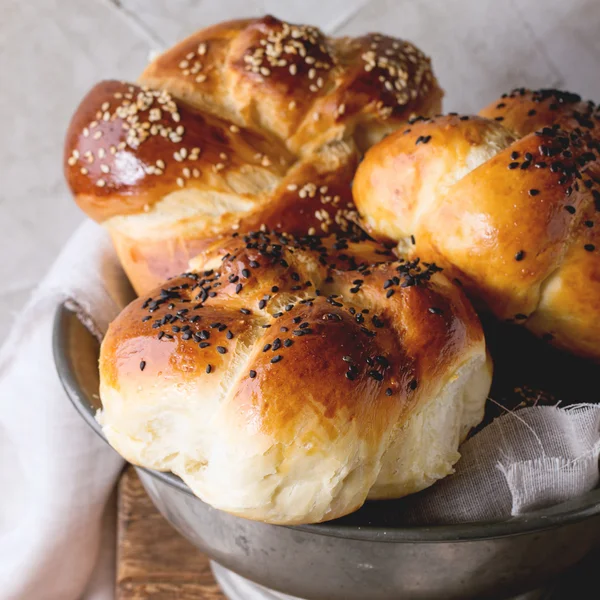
[53,304,600,600]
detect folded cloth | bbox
[400,403,600,524]
[1,220,599,600]
[0,221,128,600]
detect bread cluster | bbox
[64,16,442,295]
[354,88,600,360]
[99,231,491,524]
[65,16,599,526]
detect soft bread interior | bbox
[368,352,492,499]
[98,349,491,524]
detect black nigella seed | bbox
[386,289,394,298]
[157,331,165,340]
[299,322,309,329]
[272,338,281,351]
[263,344,272,352]
[528,109,537,116]
[508,162,519,170]
[206,364,212,374]
[217,346,227,354]
[428,307,443,315]
[385,388,393,396]
[345,370,356,381]
[142,316,151,322]
[226,330,233,339]
[258,299,267,310]
[515,250,525,261]
[199,342,210,348]
[249,260,260,268]
[199,330,210,340]
[218,324,227,332]
[139,360,146,371]
[235,283,242,294]
[249,369,257,378]
[271,355,283,364]
[585,220,594,228]
[240,308,251,315]
[383,279,394,289]
[271,285,279,293]
[369,370,383,381]
[529,189,540,196]
[525,152,533,161]
[283,339,293,347]
[376,356,389,367]
[242,269,250,278]
[410,235,416,245]
[584,244,595,252]
[564,205,576,214]
[342,356,352,362]
[172,326,180,332]
[409,379,418,390]
[511,151,519,160]
[182,332,192,340]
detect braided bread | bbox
[353,88,600,360]
[98,231,491,524]
[64,16,442,294]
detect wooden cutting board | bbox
[116,466,225,600]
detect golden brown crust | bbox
[139,16,442,153]
[99,232,489,523]
[479,88,598,138]
[64,80,292,222]
[64,17,441,294]
[102,231,483,440]
[354,88,600,360]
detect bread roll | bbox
[98,232,491,524]
[64,16,442,295]
[354,88,600,361]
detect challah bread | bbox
[353,88,600,360]
[64,16,442,295]
[98,231,491,524]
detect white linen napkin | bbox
[1,220,599,599]
[0,221,128,600]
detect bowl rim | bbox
[53,303,600,543]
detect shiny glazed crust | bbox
[64,16,442,294]
[98,232,491,524]
[353,88,600,360]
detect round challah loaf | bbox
[98,231,491,524]
[64,16,442,295]
[354,88,600,361]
